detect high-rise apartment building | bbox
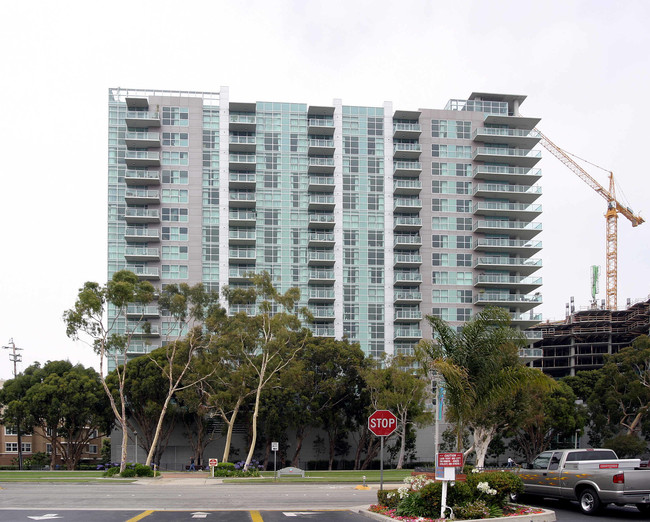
[107,88,543,366]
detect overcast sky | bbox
[1,0,648,380]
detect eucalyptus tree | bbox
[64,270,155,472]
[416,307,556,467]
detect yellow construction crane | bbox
[535,130,644,310]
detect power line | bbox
[2,338,24,378]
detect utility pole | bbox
[3,338,24,470]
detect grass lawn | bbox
[0,470,126,483]
[228,469,412,484]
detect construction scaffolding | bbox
[529,298,650,378]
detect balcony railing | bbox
[474,257,542,268]
[395,310,423,320]
[308,289,336,300]
[394,328,422,338]
[393,123,421,132]
[474,293,543,304]
[394,291,422,301]
[394,272,422,283]
[308,118,334,128]
[394,235,422,246]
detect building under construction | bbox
[529,297,650,378]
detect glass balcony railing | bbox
[394,143,422,153]
[229,230,256,240]
[309,157,335,167]
[394,217,422,227]
[474,165,542,177]
[473,128,541,139]
[394,161,422,171]
[394,291,422,301]
[309,176,335,186]
[309,195,335,205]
[309,232,335,242]
[395,254,422,264]
[125,170,160,183]
[474,293,543,304]
[395,310,423,320]
[475,275,542,286]
[394,198,422,208]
[308,214,335,223]
[473,221,542,232]
[229,249,256,259]
[394,180,422,191]
[394,328,422,338]
[474,202,542,213]
[394,272,422,283]
[444,99,508,114]
[229,135,256,145]
[230,173,256,183]
[474,238,542,250]
[125,247,159,257]
[308,251,335,262]
[474,147,541,159]
[309,270,335,280]
[475,257,542,268]
[125,209,159,219]
[308,289,335,299]
[230,114,256,124]
[473,183,542,197]
[393,123,421,132]
[309,138,335,148]
[229,154,256,163]
[394,235,422,246]
[229,192,256,202]
[308,118,334,127]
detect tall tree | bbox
[222,272,310,470]
[64,270,154,472]
[416,307,556,467]
[363,355,431,468]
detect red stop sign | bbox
[368,410,398,436]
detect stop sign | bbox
[368,410,398,436]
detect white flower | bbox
[471,468,480,473]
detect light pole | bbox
[134,430,138,464]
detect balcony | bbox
[395,309,423,322]
[124,247,159,262]
[229,172,256,189]
[393,122,421,139]
[229,267,255,282]
[473,202,542,220]
[394,198,422,213]
[308,138,335,155]
[475,293,542,311]
[309,325,336,337]
[308,118,335,136]
[394,254,422,267]
[308,232,335,247]
[473,147,542,168]
[308,270,336,283]
[308,250,336,266]
[394,290,422,304]
[472,127,541,147]
[308,213,335,229]
[473,220,542,239]
[125,97,148,109]
[124,228,160,243]
[510,312,543,328]
[124,170,160,186]
[229,248,256,263]
[524,330,543,341]
[229,304,257,316]
[125,189,160,205]
[126,305,160,319]
[229,113,256,131]
[394,235,422,249]
[228,191,256,208]
[125,151,161,168]
[483,113,541,129]
[473,165,542,183]
[473,238,542,255]
[308,156,335,174]
[308,194,335,210]
[308,175,335,193]
[473,183,542,203]
[125,131,161,149]
[474,275,543,293]
[394,327,422,340]
[229,154,256,171]
[229,210,257,226]
[393,179,422,195]
[128,325,160,338]
[128,266,160,281]
[394,271,422,285]
[124,208,160,224]
[308,307,335,320]
[229,229,256,245]
[308,288,336,302]
[124,111,160,128]
[474,257,542,275]
[229,134,256,152]
[393,142,422,159]
[393,161,422,176]
[393,216,422,231]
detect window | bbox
[432,120,471,139]
[431,144,472,159]
[162,106,189,126]
[5,443,17,452]
[162,245,188,260]
[457,218,472,231]
[162,189,189,203]
[162,132,189,146]
[162,151,189,166]
[456,308,472,321]
[432,162,472,177]
[161,208,189,222]
[161,227,188,241]
[456,236,472,249]
[88,445,98,454]
[5,426,18,435]
[162,170,188,184]
[162,265,188,279]
[344,136,359,154]
[432,253,449,266]
[46,444,53,454]
[456,254,472,267]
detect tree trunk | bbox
[221,399,241,463]
[396,411,408,469]
[292,427,307,467]
[473,425,496,468]
[145,393,173,466]
[244,378,264,471]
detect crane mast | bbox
[535,130,644,310]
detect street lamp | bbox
[134,430,138,464]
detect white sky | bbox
[1,0,649,380]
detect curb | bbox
[356,507,556,522]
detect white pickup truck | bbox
[515,448,650,515]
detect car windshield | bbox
[532,452,553,470]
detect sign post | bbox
[271,441,279,480]
[208,458,218,478]
[368,410,398,491]
[437,452,463,518]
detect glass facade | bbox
[108,88,543,369]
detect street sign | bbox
[271,441,279,451]
[368,410,398,437]
[437,452,463,467]
[209,458,218,467]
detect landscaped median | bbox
[354,472,556,522]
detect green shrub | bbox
[447,480,473,507]
[419,481,443,515]
[134,463,154,477]
[396,492,429,517]
[103,466,120,477]
[376,489,400,509]
[466,471,523,505]
[120,468,136,477]
[454,499,490,520]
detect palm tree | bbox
[416,307,556,467]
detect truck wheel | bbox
[578,487,602,515]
